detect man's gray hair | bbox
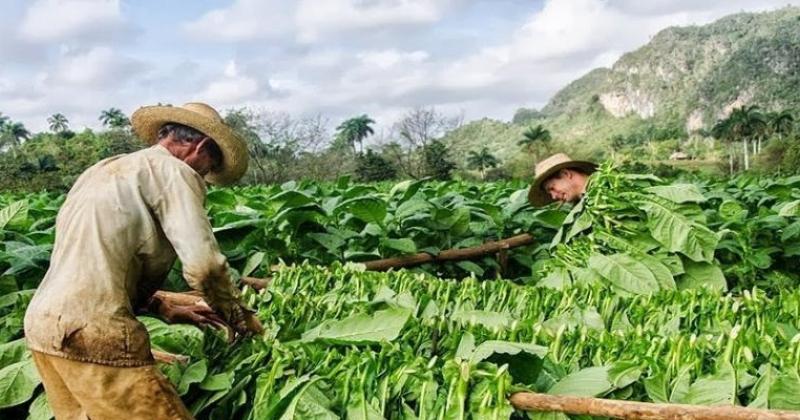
[157,123,206,142]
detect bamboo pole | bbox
[362,233,534,271]
[508,392,800,420]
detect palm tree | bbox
[0,121,31,157]
[47,113,69,134]
[518,124,551,158]
[711,117,735,174]
[335,114,375,154]
[726,105,766,170]
[768,110,795,141]
[466,147,499,180]
[99,108,130,129]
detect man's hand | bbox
[231,308,264,337]
[159,300,227,329]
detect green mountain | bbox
[444,6,800,169]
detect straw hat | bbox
[131,102,248,185]
[528,153,597,206]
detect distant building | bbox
[670,151,689,161]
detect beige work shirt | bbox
[25,145,243,366]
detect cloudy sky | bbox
[1,0,797,132]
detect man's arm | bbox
[152,167,260,335]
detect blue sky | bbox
[1,0,797,133]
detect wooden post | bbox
[508,392,800,420]
[362,233,534,271]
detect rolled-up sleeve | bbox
[152,167,244,325]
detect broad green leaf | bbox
[0,200,27,231]
[337,197,387,225]
[769,371,800,410]
[645,184,706,203]
[781,220,800,242]
[139,317,204,359]
[684,362,736,406]
[588,253,660,295]
[199,371,234,392]
[638,254,676,289]
[644,373,669,403]
[395,199,431,220]
[608,361,642,389]
[564,212,592,242]
[241,251,265,277]
[641,199,718,262]
[346,395,384,420]
[748,364,777,408]
[27,391,52,420]
[0,339,29,367]
[0,359,40,409]
[778,200,800,217]
[471,340,547,385]
[309,233,346,253]
[670,367,692,403]
[548,366,612,397]
[301,306,411,344]
[177,359,208,395]
[381,238,417,254]
[677,261,727,292]
[455,261,484,276]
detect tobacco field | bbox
[2,167,800,418]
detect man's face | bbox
[183,138,220,176]
[543,169,586,204]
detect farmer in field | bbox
[24,102,261,419]
[528,153,597,206]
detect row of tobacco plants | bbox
[1,169,800,418]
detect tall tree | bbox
[335,114,375,154]
[768,110,795,141]
[47,113,69,134]
[466,147,499,180]
[518,124,551,159]
[99,108,130,129]
[711,117,735,174]
[727,105,766,170]
[0,113,9,130]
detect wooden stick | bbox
[508,392,800,420]
[362,233,534,271]
[152,350,189,365]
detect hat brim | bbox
[131,106,248,185]
[528,161,597,206]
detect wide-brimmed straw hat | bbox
[528,153,597,206]
[131,102,248,185]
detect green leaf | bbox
[0,339,29,368]
[301,306,411,344]
[641,199,718,262]
[395,199,431,220]
[644,373,669,403]
[0,200,27,231]
[778,200,800,217]
[199,371,234,392]
[684,362,736,406]
[27,392,52,420]
[381,238,417,254]
[455,261,484,276]
[309,233,346,253]
[769,371,800,410]
[471,340,547,385]
[548,366,612,397]
[177,359,208,396]
[748,364,777,408]
[645,184,706,203]
[241,252,265,277]
[0,359,40,409]
[337,197,387,225]
[588,253,660,295]
[638,254,676,289]
[677,260,727,292]
[451,309,512,330]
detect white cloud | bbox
[183,0,452,42]
[19,0,128,42]
[357,49,429,69]
[46,47,145,88]
[296,0,451,42]
[183,0,293,41]
[199,61,260,105]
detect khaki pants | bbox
[31,351,193,420]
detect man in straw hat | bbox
[24,102,261,419]
[528,153,597,207]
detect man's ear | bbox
[561,169,573,179]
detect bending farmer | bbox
[528,153,597,207]
[24,102,261,420]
